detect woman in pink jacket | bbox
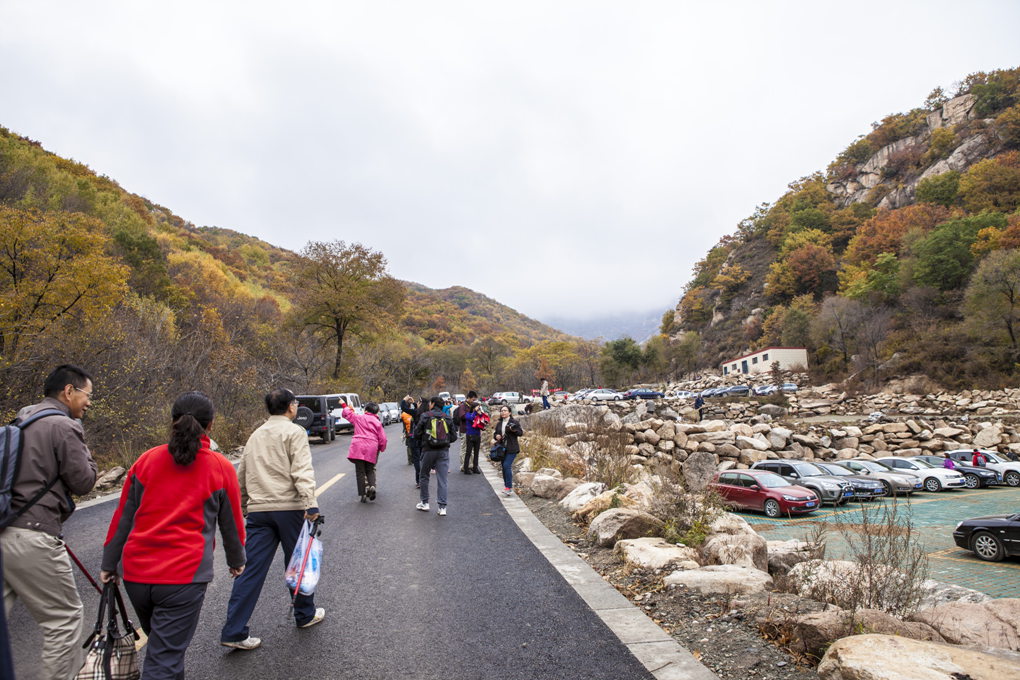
[343,402,388,503]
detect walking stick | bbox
[291,516,324,606]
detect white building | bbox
[721,347,808,376]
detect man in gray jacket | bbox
[2,364,98,679]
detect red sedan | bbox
[709,469,819,518]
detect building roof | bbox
[721,346,807,365]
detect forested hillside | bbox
[665,67,1020,389]
[0,127,606,461]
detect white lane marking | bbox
[316,473,346,497]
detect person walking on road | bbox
[454,391,480,474]
[344,401,387,503]
[2,364,98,680]
[101,391,246,679]
[403,397,424,487]
[413,396,457,516]
[493,405,524,497]
[220,388,323,651]
[540,378,550,410]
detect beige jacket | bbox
[238,416,317,513]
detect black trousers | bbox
[353,459,377,496]
[462,434,481,471]
[124,581,207,680]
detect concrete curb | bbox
[481,461,719,680]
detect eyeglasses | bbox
[73,386,94,400]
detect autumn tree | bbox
[0,207,128,362]
[912,213,1005,291]
[293,240,404,378]
[812,296,866,368]
[964,249,1020,370]
[843,204,952,267]
[957,152,1020,213]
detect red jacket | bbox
[102,435,246,583]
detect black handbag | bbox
[489,444,506,462]
[75,581,140,680]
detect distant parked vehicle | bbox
[914,454,1000,489]
[587,388,625,402]
[722,385,751,397]
[946,449,1020,487]
[710,469,819,518]
[294,394,337,443]
[752,385,777,396]
[751,460,855,507]
[671,390,695,399]
[874,456,967,492]
[491,391,527,405]
[379,402,400,425]
[814,462,887,501]
[781,383,799,393]
[953,513,1020,562]
[330,392,364,433]
[623,388,664,400]
[837,459,922,496]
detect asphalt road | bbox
[9,423,652,680]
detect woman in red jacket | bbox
[101,391,246,679]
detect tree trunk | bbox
[333,320,345,379]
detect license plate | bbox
[805,502,816,508]
[843,490,854,496]
[914,483,923,488]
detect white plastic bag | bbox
[285,520,322,596]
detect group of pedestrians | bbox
[2,365,527,679]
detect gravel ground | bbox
[522,495,820,680]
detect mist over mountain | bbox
[542,308,666,343]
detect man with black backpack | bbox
[1,364,98,679]
[412,396,457,516]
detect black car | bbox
[953,513,1020,562]
[723,385,751,397]
[623,388,664,400]
[914,454,1000,489]
[294,394,337,443]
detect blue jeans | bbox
[221,511,316,641]
[542,395,550,409]
[502,452,518,489]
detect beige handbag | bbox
[75,582,140,680]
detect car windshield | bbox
[754,473,791,488]
[818,463,851,476]
[793,463,825,477]
[854,460,887,473]
[983,452,1004,464]
[910,459,935,469]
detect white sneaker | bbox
[438,507,447,516]
[299,607,325,628]
[503,487,513,497]
[416,501,430,511]
[221,636,261,650]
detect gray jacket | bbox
[9,397,97,536]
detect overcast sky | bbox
[2,2,1019,324]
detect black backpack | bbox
[423,414,454,449]
[0,409,65,529]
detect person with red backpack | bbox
[411,396,457,516]
[2,364,98,679]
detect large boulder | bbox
[817,634,1020,680]
[94,466,126,491]
[785,608,944,659]
[758,404,787,418]
[573,489,635,523]
[910,599,1020,651]
[702,512,768,572]
[587,508,664,547]
[681,451,717,492]
[529,474,580,500]
[558,482,607,513]
[973,425,1003,448]
[766,539,822,576]
[664,564,772,595]
[614,537,701,571]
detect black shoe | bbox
[472,467,482,474]
[367,485,376,501]
[462,468,470,474]
[359,494,367,503]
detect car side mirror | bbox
[789,472,799,478]
[749,484,761,491]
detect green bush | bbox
[915,171,960,206]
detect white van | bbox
[325,393,363,433]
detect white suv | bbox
[329,392,364,433]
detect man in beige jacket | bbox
[220,388,322,651]
[2,364,98,680]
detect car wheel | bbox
[964,474,981,489]
[614,396,622,401]
[881,480,893,497]
[763,499,782,518]
[971,531,1005,562]
[1006,471,1020,487]
[294,406,314,430]
[924,477,942,492]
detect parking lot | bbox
[738,486,1020,598]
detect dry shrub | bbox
[648,463,726,547]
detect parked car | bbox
[453,393,466,404]
[329,392,364,433]
[781,383,799,393]
[294,394,337,443]
[946,449,1020,487]
[623,388,664,400]
[813,462,887,501]
[379,402,400,425]
[836,459,922,495]
[671,390,696,399]
[567,389,594,402]
[752,385,778,396]
[914,454,1000,489]
[491,391,527,405]
[587,388,625,402]
[438,391,452,401]
[953,513,1020,562]
[710,469,819,518]
[722,384,751,397]
[874,456,967,492]
[751,460,855,506]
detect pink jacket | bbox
[343,406,387,464]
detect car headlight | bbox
[955,522,963,530]
[781,495,801,501]
[819,482,839,490]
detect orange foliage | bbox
[843,204,953,266]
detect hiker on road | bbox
[454,391,481,474]
[413,396,457,516]
[493,406,524,497]
[344,401,387,503]
[2,364,98,679]
[101,391,246,679]
[221,388,323,651]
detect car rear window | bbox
[297,397,324,413]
